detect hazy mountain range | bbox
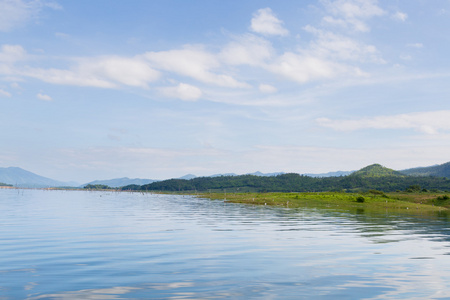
[1,162,450,188]
[0,167,77,188]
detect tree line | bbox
[119,173,450,193]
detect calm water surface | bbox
[1,189,450,299]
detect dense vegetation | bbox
[84,184,113,190]
[121,164,450,193]
[201,191,450,215]
[0,182,12,187]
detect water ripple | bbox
[1,189,450,299]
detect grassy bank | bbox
[198,191,449,216]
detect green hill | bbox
[401,162,450,178]
[351,164,404,177]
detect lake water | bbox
[1,189,450,299]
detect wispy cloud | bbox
[258,84,277,93]
[304,25,384,63]
[159,83,203,101]
[392,11,408,22]
[322,0,386,32]
[268,52,355,83]
[0,44,27,64]
[317,110,450,134]
[23,56,160,88]
[76,56,160,88]
[37,92,52,101]
[219,34,274,66]
[144,46,250,88]
[250,8,289,36]
[0,88,11,97]
[407,43,423,48]
[0,0,61,32]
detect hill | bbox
[351,164,404,177]
[400,162,450,178]
[0,167,76,188]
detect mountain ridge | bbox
[400,162,450,178]
[0,167,76,188]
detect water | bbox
[1,189,450,299]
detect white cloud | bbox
[160,83,203,101]
[407,43,423,49]
[145,46,249,88]
[0,45,160,89]
[0,44,27,64]
[24,56,160,88]
[10,82,20,89]
[250,8,289,36]
[304,25,384,63]
[392,11,408,22]
[55,32,70,39]
[268,52,363,84]
[260,15,384,85]
[0,0,33,31]
[220,34,274,66]
[258,84,277,93]
[316,110,450,134]
[399,54,412,60]
[37,92,52,101]
[77,56,160,88]
[0,88,11,97]
[322,0,386,32]
[24,67,117,88]
[0,0,60,32]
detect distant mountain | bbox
[209,173,237,177]
[304,170,354,177]
[0,167,76,188]
[178,174,197,180]
[83,177,159,188]
[248,171,285,177]
[351,164,404,177]
[400,161,450,178]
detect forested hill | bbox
[350,164,404,177]
[121,164,450,193]
[401,162,450,178]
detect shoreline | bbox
[197,191,449,217]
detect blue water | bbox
[1,189,450,299]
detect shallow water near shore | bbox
[2,189,450,299]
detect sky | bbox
[1,0,450,183]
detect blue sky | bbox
[1,0,450,183]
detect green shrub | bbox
[356,196,365,203]
[368,189,384,195]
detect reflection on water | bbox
[1,189,450,299]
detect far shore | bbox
[196,191,450,217]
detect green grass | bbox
[198,191,449,216]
